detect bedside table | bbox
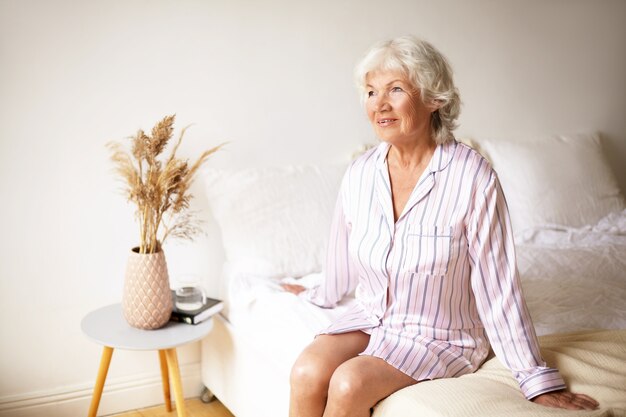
[81,303,214,417]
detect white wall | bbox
[1,0,624,415]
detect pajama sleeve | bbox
[466,168,567,400]
[300,180,358,308]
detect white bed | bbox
[199,133,626,417]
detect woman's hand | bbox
[280,283,307,295]
[532,390,599,410]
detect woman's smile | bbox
[377,118,398,127]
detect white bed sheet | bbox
[517,209,626,335]
[224,271,356,375]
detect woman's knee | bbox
[327,365,367,405]
[290,352,333,394]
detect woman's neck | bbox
[387,138,437,171]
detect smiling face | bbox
[365,70,437,146]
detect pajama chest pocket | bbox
[403,225,453,276]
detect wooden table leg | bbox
[88,346,114,417]
[158,350,172,412]
[164,348,186,417]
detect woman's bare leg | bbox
[323,355,417,417]
[289,331,370,417]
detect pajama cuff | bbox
[519,368,567,400]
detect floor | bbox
[107,398,235,417]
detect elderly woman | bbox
[281,36,598,417]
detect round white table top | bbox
[81,303,214,350]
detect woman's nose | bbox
[373,93,390,111]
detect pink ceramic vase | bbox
[121,247,172,329]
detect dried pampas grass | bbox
[108,115,223,254]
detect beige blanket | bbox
[374,329,626,417]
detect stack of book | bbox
[170,290,224,325]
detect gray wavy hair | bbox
[354,36,461,144]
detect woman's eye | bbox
[367,91,375,97]
[391,86,403,93]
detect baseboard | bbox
[0,362,203,417]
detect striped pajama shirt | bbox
[302,140,566,399]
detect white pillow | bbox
[202,165,346,279]
[474,133,624,235]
